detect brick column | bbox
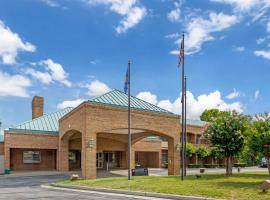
[81,131,96,179]
[58,139,69,171]
[168,137,180,175]
[4,147,10,169]
[131,147,135,169]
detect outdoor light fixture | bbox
[176,143,181,151]
[88,138,95,149]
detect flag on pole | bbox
[178,38,184,67]
[124,67,129,93]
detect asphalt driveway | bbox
[0,172,162,200]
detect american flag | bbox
[178,38,184,67]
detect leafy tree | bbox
[246,120,270,174]
[195,145,209,164]
[186,143,195,158]
[204,113,246,175]
[200,109,230,122]
[210,147,224,164]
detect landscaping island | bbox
[58,172,270,200]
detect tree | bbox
[204,113,246,175]
[210,147,224,164]
[195,145,209,164]
[186,143,195,158]
[200,109,230,122]
[254,112,270,122]
[246,120,270,174]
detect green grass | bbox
[58,172,270,200]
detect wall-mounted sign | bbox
[88,138,95,149]
[23,151,41,164]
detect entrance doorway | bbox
[96,151,122,170]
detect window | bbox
[23,151,41,163]
[196,135,201,144]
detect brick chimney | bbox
[32,96,44,119]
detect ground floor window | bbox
[23,151,41,164]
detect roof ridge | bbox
[89,89,116,101]
[89,89,174,115]
[113,89,174,114]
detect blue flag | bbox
[124,67,129,94]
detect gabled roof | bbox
[9,107,73,135]
[89,89,175,115]
[8,90,206,135]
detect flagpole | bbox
[184,76,187,176]
[181,33,185,181]
[128,60,131,181]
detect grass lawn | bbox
[58,172,270,200]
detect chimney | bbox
[32,96,44,119]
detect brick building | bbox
[1,90,206,179]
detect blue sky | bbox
[0,0,270,128]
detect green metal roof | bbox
[9,107,73,134]
[7,90,206,135]
[89,89,175,115]
[186,119,207,127]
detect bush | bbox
[203,164,219,168]
[233,163,246,168]
[188,164,202,168]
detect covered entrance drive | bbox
[58,90,181,179]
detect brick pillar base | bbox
[82,132,97,179]
[58,139,69,171]
[168,138,180,176]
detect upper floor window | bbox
[196,135,201,144]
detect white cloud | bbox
[165,33,180,39]
[256,37,267,44]
[226,88,240,99]
[85,80,111,97]
[39,59,72,87]
[0,20,35,64]
[210,0,262,12]
[210,0,270,25]
[0,71,31,97]
[41,0,60,7]
[136,90,243,119]
[254,90,260,100]
[254,50,270,59]
[57,99,85,109]
[136,91,158,105]
[233,46,245,52]
[167,1,182,22]
[173,12,238,55]
[85,0,146,33]
[25,59,72,87]
[267,18,270,32]
[25,68,52,85]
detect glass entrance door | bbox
[96,152,103,169]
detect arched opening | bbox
[95,128,177,177]
[59,130,82,174]
[68,132,82,171]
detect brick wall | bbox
[10,148,56,171]
[4,132,58,169]
[0,142,4,155]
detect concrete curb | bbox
[50,183,219,200]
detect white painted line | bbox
[41,185,167,200]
